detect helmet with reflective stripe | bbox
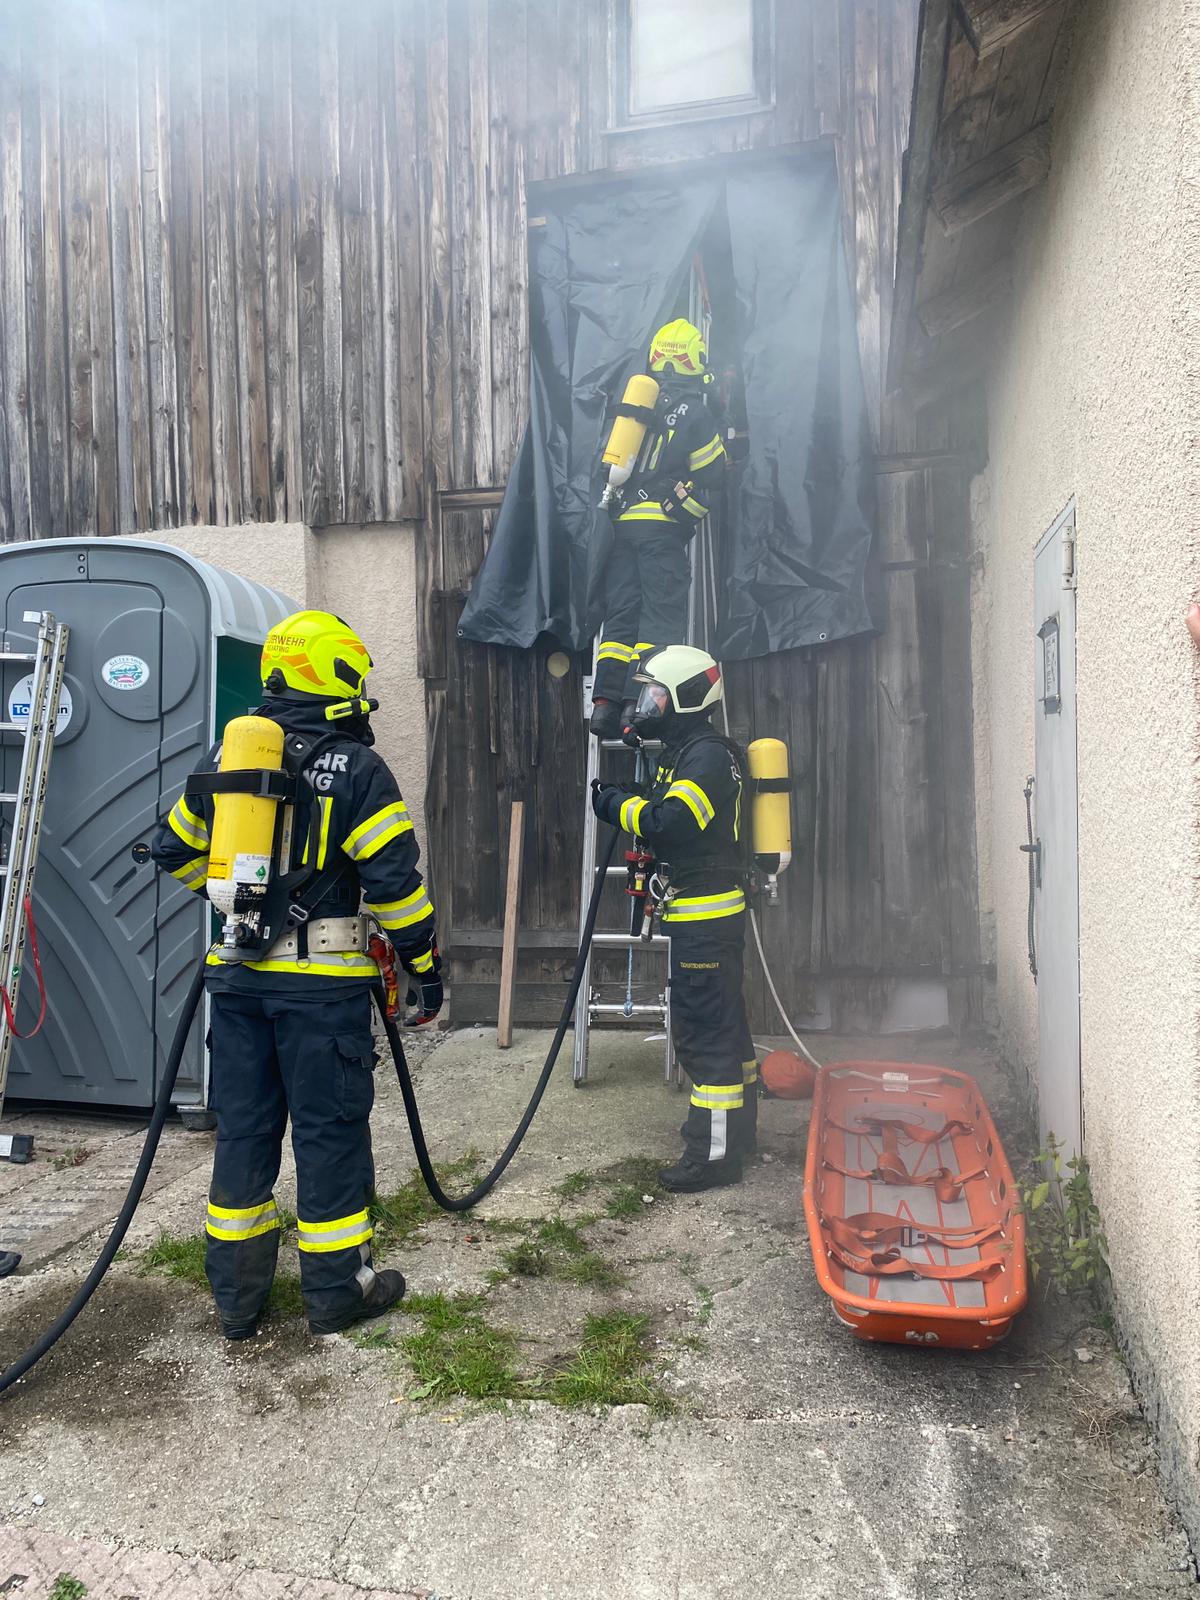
[634,644,723,723]
[648,318,707,378]
[260,609,373,700]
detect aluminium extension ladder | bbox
[0,611,70,1152]
[572,680,674,1086]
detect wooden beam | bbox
[448,927,577,952]
[917,254,1014,337]
[496,799,526,1049]
[930,123,1051,234]
[957,0,1065,59]
[886,0,955,396]
[438,485,505,512]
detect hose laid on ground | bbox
[0,828,619,1394]
[0,960,207,1396]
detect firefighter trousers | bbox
[668,914,757,1164]
[204,986,380,1327]
[593,523,692,705]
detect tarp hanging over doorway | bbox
[458,154,874,661]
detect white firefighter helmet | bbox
[633,644,723,726]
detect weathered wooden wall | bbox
[0,0,991,1033]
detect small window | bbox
[614,0,773,128]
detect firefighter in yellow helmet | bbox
[590,319,727,739]
[149,610,441,1339]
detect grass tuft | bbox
[547,1312,670,1410]
[141,1229,304,1315]
[398,1292,517,1401]
[49,1579,88,1600]
[370,1152,484,1250]
[351,1326,398,1351]
[498,1239,552,1278]
[537,1217,589,1255]
[555,1252,626,1290]
[604,1184,647,1220]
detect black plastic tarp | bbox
[458,155,874,661]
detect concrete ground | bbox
[0,1026,1193,1599]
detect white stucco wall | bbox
[973,0,1200,1530]
[139,522,428,848]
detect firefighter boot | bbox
[589,699,622,740]
[308,1268,407,1336]
[658,1152,744,1192]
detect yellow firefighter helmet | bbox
[648,318,707,378]
[260,609,373,699]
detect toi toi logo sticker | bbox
[102,654,150,692]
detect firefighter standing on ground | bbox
[150,611,442,1339]
[590,319,727,741]
[591,645,756,1191]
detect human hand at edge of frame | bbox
[1186,602,1200,652]
[591,778,629,825]
[402,943,444,1027]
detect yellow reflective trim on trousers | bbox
[664,779,715,830]
[297,1209,373,1253]
[634,642,654,653]
[690,1084,744,1110]
[206,1198,280,1242]
[597,641,637,662]
[409,948,435,973]
[663,889,746,922]
[742,1060,759,1084]
[206,949,379,978]
[169,798,209,852]
[619,795,647,836]
[171,855,209,893]
[343,803,413,861]
[688,435,725,471]
[367,886,435,930]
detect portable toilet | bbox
[0,538,295,1114]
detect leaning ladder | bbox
[0,611,70,1145]
[572,670,673,1086]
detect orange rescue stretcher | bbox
[803,1061,1028,1349]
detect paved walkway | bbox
[0,1030,1193,1598]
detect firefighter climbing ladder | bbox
[0,612,69,1145]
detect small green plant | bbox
[371,1152,483,1249]
[556,1252,625,1290]
[351,1326,397,1351]
[1021,1133,1109,1300]
[49,1577,87,1600]
[537,1217,589,1255]
[498,1239,552,1277]
[52,1144,91,1172]
[547,1312,669,1410]
[557,1170,595,1200]
[399,1292,517,1400]
[604,1184,646,1220]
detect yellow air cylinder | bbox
[206,715,285,923]
[600,373,660,498]
[748,738,792,884]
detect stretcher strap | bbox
[831,1116,973,1146]
[826,1238,1004,1283]
[823,1210,1006,1256]
[823,1158,985,1206]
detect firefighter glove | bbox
[402,942,443,1026]
[591,778,629,826]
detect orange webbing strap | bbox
[827,1121,984,1203]
[826,1237,1005,1283]
[830,1116,973,1146]
[823,1211,1005,1256]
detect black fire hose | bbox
[0,826,618,1394]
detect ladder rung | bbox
[590,1003,668,1017]
[0,652,35,664]
[0,794,18,805]
[590,932,669,948]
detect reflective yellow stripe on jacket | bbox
[663,889,745,923]
[171,855,209,893]
[205,950,379,979]
[619,795,647,836]
[664,779,715,831]
[168,796,209,852]
[366,886,435,933]
[343,802,413,861]
[297,1208,373,1254]
[688,434,724,471]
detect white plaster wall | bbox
[974,0,1200,1529]
[140,522,428,851]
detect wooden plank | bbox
[261,5,301,522]
[62,25,97,537]
[978,4,1065,158]
[497,798,526,1048]
[917,252,1013,337]
[292,14,327,526]
[391,1,425,519]
[450,927,578,952]
[488,0,528,484]
[201,8,240,526]
[139,5,181,528]
[318,3,345,523]
[229,11,271,521]
[0,20,21,542]
[338,5,368,527]
[19,8,51,542]
[958,0,1064,57]
[850,0,882,439]
[171,6,212,523]
[359,3,386,523]
[34,7,70,539]
[813,0,843,139]
[930,123,1052,234]
[106,21,152,534]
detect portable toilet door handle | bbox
[1020,775,1041,980]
